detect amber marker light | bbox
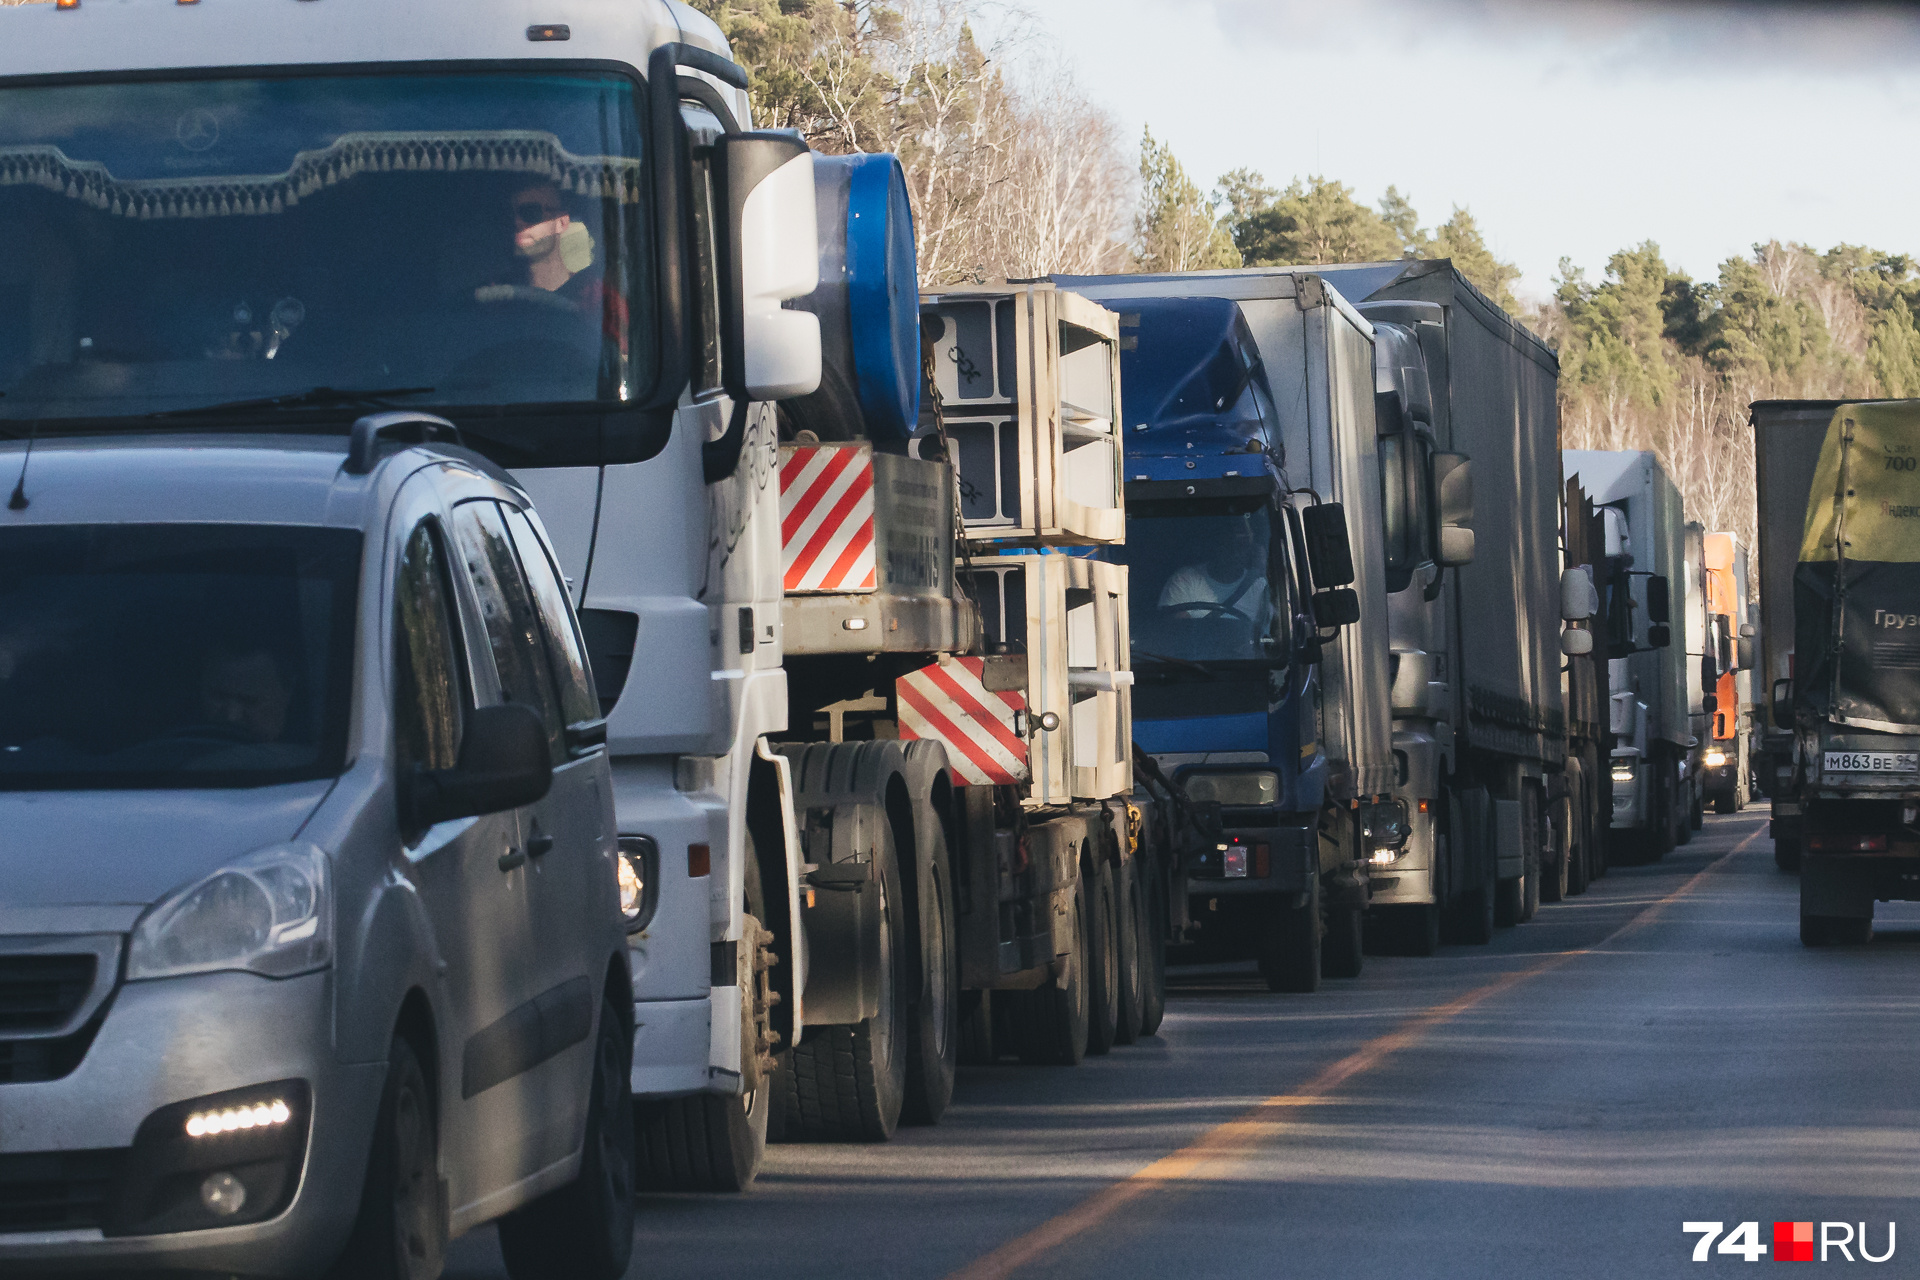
[56,0,80,10]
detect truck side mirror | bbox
[1703,693,1718,715]
[1432,452,1474,567]
[1560,628,1594,656]
[1559,566,1597,621]
[1646,574,1671,624]
[1302,503,1355,588]
[1700,653,1718,691]
[1374,389,1406,436]
[1740,622,1757,638]
[1647,624,1671,648]
[719,134,823,404]
[1312,588,1361,629]
[1772,677,1794,729]
[1737,637,1755,670]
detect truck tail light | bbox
[1807,833,1888,852]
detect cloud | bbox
[1198,0,1920,72]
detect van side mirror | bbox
[1646,575,1671,624]
[1772,677,1794,729]
[719,134,823,404]
[408,703,552,829]
[1432,452,1474,567]
[1302,504,1355,588]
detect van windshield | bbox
[0,524,361,789]
[0,70,651,425]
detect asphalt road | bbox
[450,811,1920,1278]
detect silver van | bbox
[0,419,636,1279]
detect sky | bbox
[1009,0,1920,303]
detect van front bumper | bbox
[0,967,382,1278]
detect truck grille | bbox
[0,954,98,1033]
[0,1149,124,1234]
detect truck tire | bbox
[1650,769,1676,859]
[1802,913,1872,946]
[1008,880,1090,1066]
[1373,903,1438,957]
[781,821,910,1142]
[637,842,772,1188]
[1084,850,1122,1057]
[1494,874,1524,927]
[1322,902,1364,979]
[1775,838,1801,874]
[903,820,958,1126]
[1713,792,1736,815]
[1441,788,1496,945]
[1258,878,1321,993]
[1688,790,1704,832]
[1112,849,1146,1046]
[1137,857,1169,1037]
[957,991,995,1065]
[499,995,636,1280]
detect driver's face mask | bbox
[517,220,596,275]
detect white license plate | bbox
[1824,751,1919,775]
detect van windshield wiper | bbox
[147,385,436,420]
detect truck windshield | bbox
[0,70,650,424]
[0,524,360,789]
[1111,500,1285,664]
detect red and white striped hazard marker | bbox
[897,656,1029,786]
[781,445,877,593]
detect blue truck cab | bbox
[1096,297,1344,990]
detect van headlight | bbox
[617,836,659,933]
[128,844,331,981]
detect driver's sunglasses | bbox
[514,201,564,226]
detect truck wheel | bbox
[1567,825,1591,897]
[1494,874,1524,927]
[1137,857,1169,1037]
[1084,851,1122,1056]
[1322,902,1364,979]
[1802,914,1872,946]
[903,822,958,1126]
[957,991,998,1064]
[1008,881,1090,1066]
[326,1036,444,1280]
[1112,851,1146,1046]
[499,995,636,1280]
[1520,841,1540,923]
[1258,878,1321,993]
[638,842,773,1186]
[783,823,909,1141]
[1774,838,1801,874]
[1713,792,1735,815]
[1374,904,1438,957]
[1689,791,1704,832]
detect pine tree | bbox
[1231,175,1401,268]
[1133,129,1241,273]
[1426,207,1521,313]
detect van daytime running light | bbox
[185,1099,292,1138]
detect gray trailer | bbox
[1564,450,1688,859]
[1751,401,1849,871]
[1317,261,1578,934]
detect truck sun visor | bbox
[784,152,920,443]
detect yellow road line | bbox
[943,822,1765,1280]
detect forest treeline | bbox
[694,0,1919,555]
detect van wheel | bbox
[783,821,909,1141]
[326,1037,444,1280]
[1084,852,1121,1056]
[1008,880,1090,1065]
[499,996,636,1280]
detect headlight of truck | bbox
[1363,799,1411,862]
[127,844,331,981]
[1611,764,1636,784]
[1704,750,1728,768]
[1182,770,1280,806]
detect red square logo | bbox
[1774,1221,1814,1262]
